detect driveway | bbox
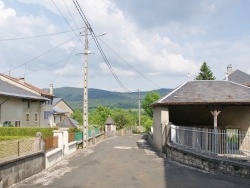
[13,134,250,188]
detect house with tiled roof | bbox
[52,97,75,127]
[226,64,250,87]
[152,80,250,152]
[0,74,54,127]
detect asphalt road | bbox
[13,134,250,188]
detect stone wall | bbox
[166,143,250,178]
[0,151,45,188]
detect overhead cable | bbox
[51,0,84,46]
[2,35,77,74]
[0,27,83,42]
[99,38,160,89]
[73,0,131,93]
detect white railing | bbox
[170,125,250,159]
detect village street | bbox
[14,134,250,188]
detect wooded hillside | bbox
[52,87,172,110]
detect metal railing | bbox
[170,125,250,159]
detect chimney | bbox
[225,72,228,81]
[50,84,53,95]
[227,64,233,75]
[18,77,25,84]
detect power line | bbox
[25,54,77,76]
[0,27,83,42]
[73,0,131,93]
[98,38,161,88]
[50,37,81,84]
[2,35,78,74]
[51,0,84,46]
[63,0,81,33]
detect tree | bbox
[71,109,83,125]
[142,91,160,118]
[195,62,215,80]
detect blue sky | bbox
[1,0,250,92]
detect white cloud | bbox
[1,0,250,91]
[0,1,16,21]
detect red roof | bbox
[0,73,53,97]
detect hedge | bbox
[0,127,58,138]
[0,136,32,141]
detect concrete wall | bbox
[152,106,169,152]
[0,151,45,188]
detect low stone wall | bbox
[166,143,250,178]
[88,132,105,146]
[0,151,45,188]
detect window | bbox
[15,121,20,127]
[26,114,30,121]
[44,111,52,120]
[35,113,38,122]
[28,101,30,108]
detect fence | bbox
[43,136,58,152]
[0,138,35,159]
[68,132,75,143]
[170,125,250,158]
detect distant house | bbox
[152,80,250,152]
[56,116,78,128]
[53,98,73,124]
[226,64,250,87]
[0,74,53,127]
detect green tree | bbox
[195,62,215,80]
[89,106,111,128]
[71,109,83,125]
[142,91,160,118]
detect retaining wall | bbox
[166,143,250,178]
[0,151,45,188]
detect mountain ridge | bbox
[51,87,172,110]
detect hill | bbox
[52,87,172,110]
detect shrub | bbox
[0,127,57,139]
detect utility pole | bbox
[138,89,141,127]
[83,24,89,150]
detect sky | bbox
[1,0,250,92]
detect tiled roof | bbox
[0,79,49,101]
[105,115,115,125]
[0,73,53,97]
[53,106,68,114]
[53,98,62,105]
[57,116,77,128]
[228,69,250,87]
[154,80,250,106]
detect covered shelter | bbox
[152,80,250,152]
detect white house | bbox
[0,74,54,127]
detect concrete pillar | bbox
[153,106,169,152]
[59,128,69,155]
[53,130,64,149]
